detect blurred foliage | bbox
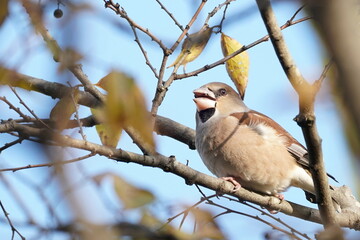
[0,0,8,26]
[50,88,80,130]
[94,71,155,151]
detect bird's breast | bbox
[195,115,297,195]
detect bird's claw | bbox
[221,176,241,192]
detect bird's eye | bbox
[219,88,227,96]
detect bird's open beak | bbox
[193,87,216,111]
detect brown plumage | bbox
[193,82,336,202]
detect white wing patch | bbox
[249,122,287,144]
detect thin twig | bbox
[0,153,95,172]
[205,0,235,26]
[8,86,50,129]
[103,0,167,51]
[0,96,31,121]
[203,197,304,240]
[14,171,61,224]
[313,59,333,93]
[0,138,24,153]
[0,174,35,224]
[149,0,208,119]
[289,5,306,23]
[169,1,207,53]
[130,25,159,79]
[0,200,26,240]
[155,0,184,31]
[222,195,312,240]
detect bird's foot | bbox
[274,193,284,201]
[221,176,241,192]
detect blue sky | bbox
[0,0,358,239]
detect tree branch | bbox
[2,69,360,229]
[255,0,337,228]
[1,68,196,149]
[174,13,311,80]
[0,121,360,229]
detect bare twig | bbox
[222,195,312,240]
[130,25,159,79]
[313,59,333,93]
[205,0,235,27]
[8,86,50,129]
[155,0,184,31]
[0,138,24,153]
[0,199,26,240]
[0,96,31,121]
[103,0,167,51]
[0,153,95,172]
[13,171,61,224]
[202,197,305,240]
[289,5,306,23]
[0,174,35,225]
[149,0,208,120]
[168,1,207,53]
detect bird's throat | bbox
[198,108,215,123]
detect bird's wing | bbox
[230,110,338,182]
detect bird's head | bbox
[193,82,248,122]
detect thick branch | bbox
[2,70,360,228]
[0,69,196,149]
[256,0,337,228]
[1,121,359,229]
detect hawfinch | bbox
[193,82,335,202]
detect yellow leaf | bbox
[91,108,122,147]
[111,174,155,209]
[50,89,79,130]
[221,33,249,99]
[167,24,213,71]
[95,71,155,153]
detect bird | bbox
[193,81,337,203]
